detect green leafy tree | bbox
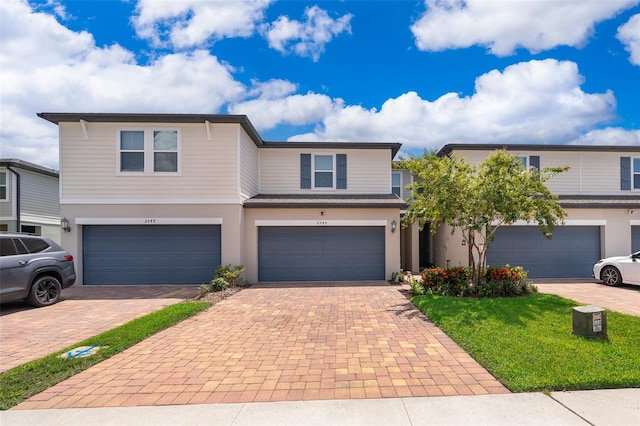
[400,150,568,285]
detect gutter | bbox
[6,165,20,231]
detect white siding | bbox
[453,149,639,195]
[60,121,241,202]
[20,170,59,217]
[259,148,392,194]
[239,129,259,199]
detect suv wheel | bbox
[27,276,62,307]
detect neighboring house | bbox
[38,113,404,285]
[400,144,640,278]
[0,159,61,243]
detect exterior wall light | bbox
[391,219,397,233]
[61,217,71,233]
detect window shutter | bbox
[621,157,631,190]
[336,154,347,189]
[300,154,311,189]
[529,156,540,170]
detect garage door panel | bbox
[487,226,600,278]
[633,226,640,253]
[259,226,385,281]
[83,225,221,285]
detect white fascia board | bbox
[493,219,607,226]
[75,218,223,225]
[61,198,242,205]
[255,220,387,227]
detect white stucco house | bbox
[0,159,61,243]
[399,144,640,278]
[38,113,404,285]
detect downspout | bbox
[6,165,21,231]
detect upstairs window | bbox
[0,172,6,200]
[634,158,640,189]
[119,129,179,174]
[313,154,334,189]
[392,172,402,197]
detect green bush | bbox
[215,264,245,287]
[210,277,229,292]
[416,265,535,298]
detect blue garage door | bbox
[487,226,600,278]
[258,226,385,281]
[83,225,221,285]
[633,226,640,253]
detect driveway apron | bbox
[0,286,199,373]
[14,283,507,409]
[535,281,640,316]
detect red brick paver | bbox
[535,280,640,316]
[0,286,199,373]
[13,283,508,410]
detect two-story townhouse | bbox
[38,113,404,286]
[401,144,640,278]
[0,159,61,243]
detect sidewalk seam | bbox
[547,393,595,426]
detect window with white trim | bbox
[392,171,402,197]
[118,129,179,174]
[634,158,640,189]
[313,154,334,189]
[0,172,6,200]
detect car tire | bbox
[601,266,622,287]
[27,275,62,307]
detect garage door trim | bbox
[76,217,223,225]
[256,219,388,226]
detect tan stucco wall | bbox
[242,207,401,283]
[60,204,244,285]
[431,208,639,268]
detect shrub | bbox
[477,265,537,297]
[414,264,536,298]
[215,264,244,287]
[210,277,229,292]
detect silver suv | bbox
[0,233,76,307]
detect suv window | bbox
[0,238,17,256]
[21,237,50,253]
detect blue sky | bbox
[1,0,639,169]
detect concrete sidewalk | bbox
[2,389,638,425]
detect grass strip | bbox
[412,293,640,392]
[0,301,210,410]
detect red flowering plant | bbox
[478,265,536,297]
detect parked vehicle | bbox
[593,251,640,286]
[0,233,76,307]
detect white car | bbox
[593,251,640,286]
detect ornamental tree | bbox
[399,150,568,285]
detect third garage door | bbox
[487,226,600,278]
[258,226,385,281]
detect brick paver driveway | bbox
[0,286,199,373]
[14,282,507,410]
[535,279,640,316]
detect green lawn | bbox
[412,293,640,392]
[0,301,210,410]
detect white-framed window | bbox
[392,171,402,197]
[313,154,334,189]
[634,158,640,189]
[0,171,7,201]
[118,129,180,174]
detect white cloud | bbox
[262,5,352,61]
[229,79,338,130]
[132,0,273,48]
[0,0,245,169]
[617,13,640,65]
[570,127,640,145]
[411,0,638,56]
[287,60,619,149]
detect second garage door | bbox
[487,226,600,278]
[633,226,640,252]
[83,225,221,285]
[258,226,385,281]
